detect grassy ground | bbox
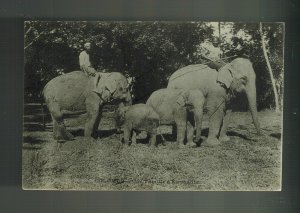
[23,104,282,191]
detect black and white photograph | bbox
[23,21,284,191]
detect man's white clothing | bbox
[79,50,97,77]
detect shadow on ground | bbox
[24,123,46,132]
[227,131,253,141]
[69,128,118,138]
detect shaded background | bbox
[1,0,300,212]
[24,21,283,111]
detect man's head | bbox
[84,42,92,52]
[212,37,220,47]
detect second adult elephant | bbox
[43,71,132,141]
[146,88,205,147]
[167,58,261,146]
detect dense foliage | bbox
[24,21,284,110]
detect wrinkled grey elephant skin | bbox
[43,71,132,141]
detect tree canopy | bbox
[24,21,284,111]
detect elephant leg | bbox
[193,109,204,145]
[85,111,101,138]
[205,99,225,146]
[175,122,186,148]
[50,106,74,141]
[85,94,103,138]
[186,121,195,147]
[115,102,125,134]
[174,110,187,148]
[123,125,132,145]
[132,131,137,144]
[157,127,167,146]
[171,124,177,141]
[177,123,186,148]
[148,129,157,147]
[219,109,232,142]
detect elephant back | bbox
[167,64,217,92]
[43,71,90,111]
[168,64,207,82]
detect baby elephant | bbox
[116,104,160,146]
[146,88,205,147]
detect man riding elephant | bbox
[79,42,107,95]
[200,37,226,70]
[79,42,98,77]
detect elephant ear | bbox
[176,91,188,107]
[93,73,117,102]
[105,79,117,96]
[217,63,234,89]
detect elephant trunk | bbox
[245,79,261,134]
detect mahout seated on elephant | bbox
[168,57,261,146]
[43,71,132,142]
[115,104,160,147]
[146,88,205,148]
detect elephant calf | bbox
[146,88,205,147]
[116,104,160,146]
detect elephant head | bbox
[216,58,261,134]
[93,72,132,106]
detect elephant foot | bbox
[187,142,197,148]
[148,138,157,147]
[132,137,137,145]
[193,137,204,147]
[159,134,167,146]
[148,142,157,147]
[202,138,221,147]
[219,135,230,142]
[123,140,132,146]
[177,143,185,149]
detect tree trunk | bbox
[218,22,223,57]
[259,22,280,112]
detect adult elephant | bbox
[43,71,132,141]
[167,58,261,146]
